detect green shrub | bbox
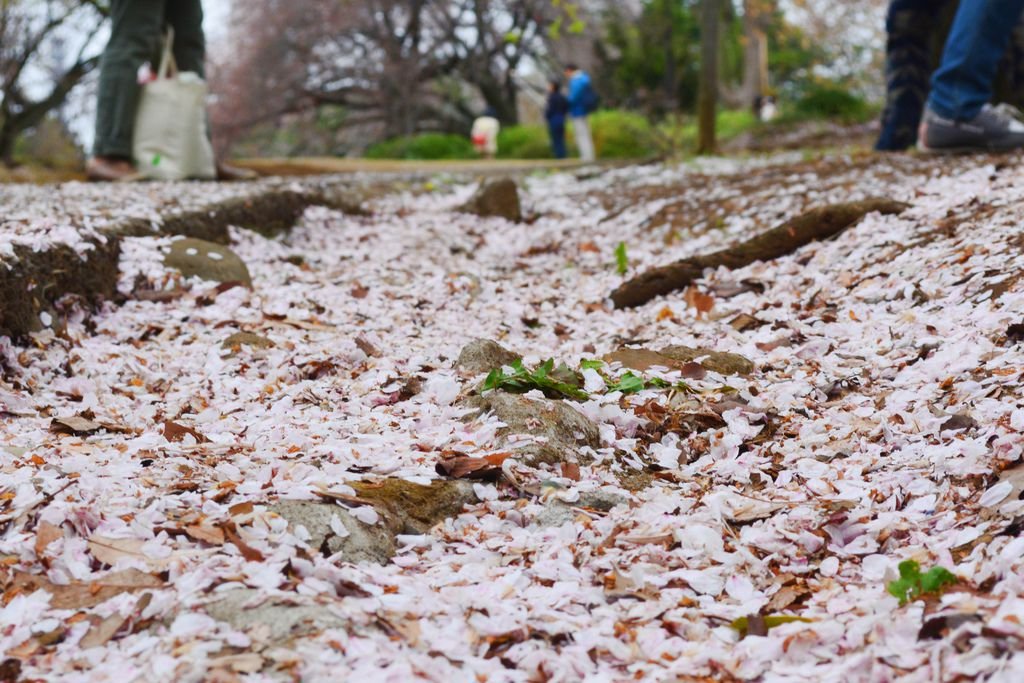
[788,82,873,124]
[586,110,657,159]
[14,117,83,169]
[716,109,758,140]
[652,110,759,155]
[497,125,553,159]
[365,133,477,160]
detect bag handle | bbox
[157,26,178,80]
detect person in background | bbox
[86,0,254,182]
[545,80,569,159]
[754,94,778,123]
[565,63,597,162]
[471,107,500,159]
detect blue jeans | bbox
[929,0,1024,120]
[548,121,567,159]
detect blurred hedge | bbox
[364,133,477,160]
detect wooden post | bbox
[698,0,721,154]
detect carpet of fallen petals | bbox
[4,152,1024,682]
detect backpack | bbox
[583,84,601,114]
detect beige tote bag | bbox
[133,28,216,180]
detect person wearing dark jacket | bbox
[545,81,570,159]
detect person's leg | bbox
[929,0,1024,120]
[551,122,567,159]
[164,0,205,77]
[93,0,166,160]
[574,117,596,161]
[876,0,948,150]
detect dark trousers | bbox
[548,121,567,159]
[93,0,205,158]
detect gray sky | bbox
[204,0,230,41]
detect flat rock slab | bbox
[204,588,349,644]
[164,238,252,287]
[270,501,398,565]
[462,391,601,465]
[270,480,475,565]
[606,346,755,376]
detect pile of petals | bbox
[2,152,1024,681]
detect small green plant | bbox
[483,359,589,400]
[886,560,958,605]
[484,358,700,401]
[615,242,628,275]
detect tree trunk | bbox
[609,199,909,309]
[698,0,721,154]
[740,0,769,108]
[0,118,18,167]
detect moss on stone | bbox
[351,479,476,534]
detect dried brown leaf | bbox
[11,569,163,610]
[34,522,62,558]
[78,612,128,649]
[355,335,381,357]
[683,287,715,316]
[50,416,102,435]
[162,421,209,444]
[561,462,581,482]
[435,452,512,480]
[185,524,225,546]
[228,501,254,517]
[221,522,265,562]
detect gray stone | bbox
[205,589,348,643]
[459,178,522,222]
[270,501,399,565]
[532,491,628,528]
[532,502,576,528]
[455,339,521,376]
[164,238,252,287]
[577,490,629,511]
[462,392,600,466]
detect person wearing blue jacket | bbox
[545,81,570,159]
[565,64,597,161]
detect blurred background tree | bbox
[1,0,897,167]
[0,0,107,165]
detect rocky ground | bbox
[2,151,1024,682]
